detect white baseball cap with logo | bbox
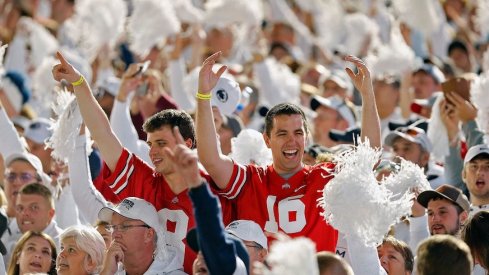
[464,144,489,164]
[211,77,241,116]
[98,197,169,261]
[225,220,268,250]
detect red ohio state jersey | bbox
[215,161,338,252]
[95,148,233,274]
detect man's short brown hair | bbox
[19,183,54,209]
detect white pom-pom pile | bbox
[127,0,181,57]
[471,68,489,136]
[392,0,443,38]
[46,91,91,162]
[229,129,272,166]
[476,0,489,40]
[255,237,319,275]
[71,0,127,61]
[319,139,428,247]
[171,0,204,23]
[205,0,264,28]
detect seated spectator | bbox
[7,231,57,275]
[98,197,185,275]
[416,235,472,275]
[94,220,112,248]
[56,225,106,275]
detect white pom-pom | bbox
[342,13,379,56]
[46,91,84,162]
[171,0,204,23]
[319,139,415,247]
[128,0,180,57]
[383,159,431,197]
[392,0,443,38]
[70,0,127,61]
[471,71,489,136]
[255,237,319,275]
[365,22,417,77]
[31,57,58,117]
[229,129,272,166]
[205,0,264,28]
[476,0,489,40]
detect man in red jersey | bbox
[52,52,231,274]
[195,52,381,252]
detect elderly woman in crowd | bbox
[56,224,106,275]
[7,231,57,275]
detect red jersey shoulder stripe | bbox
[109,153,134,191]
[220,163,247,199]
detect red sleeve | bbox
[208,162,248,200]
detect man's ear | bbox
[263,133,271,148]
[461,167,467,182]
[145,228,156,243]
[459,211,469,225]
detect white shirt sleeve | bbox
[0,106,26,158]
[109,96,152,165]
[346,235,387,275]
[54,184,81,229]
[409,215,430,252]
[168,57,196,112]
[68,134,110,224]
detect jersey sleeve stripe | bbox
[113,164,135,195]
[220,164,247,199]
[109,153,133,189]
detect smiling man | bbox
[195,52,381,252]
[3,183,62,264]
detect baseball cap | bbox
[11,116,32,131]
[95,76,121,97]
[98,197,168,260]
[186,227,249,272]
[225,220,268,250]
[24,118,53,144]
[329,126,361,144]
[414,64,445,84]
[464,144,489,164]
[211,77,241,116]
[410,92,441,115]
[319,69,354,96]
[310,95,356,128]
[4,152,51,185]
[384,126,432,152]
[388,119,429,133]
[98,197,160,230]
[417,184,470,213]
[222,115,244,138]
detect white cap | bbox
[211,77,241,116]
[98,197,168,260]
[464,144,489,164]
[96,76,121,97]
[310,95,356,128]
[99,197,160,230]
[5,152,51,185]
[225,220,268,250]
[384,126,432,152]
[24,117,53,145]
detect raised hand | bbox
[162,127,202,188]
[52,51,82,84]
[444,92,477,123]
[344,55,374,97]
[198,52,227,94]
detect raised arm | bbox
[195,52,234,189]
[52,52,122,171]
[344,55,381,149]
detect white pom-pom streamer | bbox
[46,91,91,162]
[471,72,489,137]
[171,0,204,23]
[128,0,181,57]
[229,129,272,166]
[255,237,319,275]
[205,0,264,28]
[392,0,443,38]
[476,0,489,40]
[366,22,417,77]
[319,139,419,247]
[70,0,127,62]
[383,159,431,197]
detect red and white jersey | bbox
[95,148,233,274]
[215,161,338,252]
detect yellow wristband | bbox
[196,92,211,100]
[71,75,85,87]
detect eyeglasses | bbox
[5,172,37,184]
[105,223,150,233]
